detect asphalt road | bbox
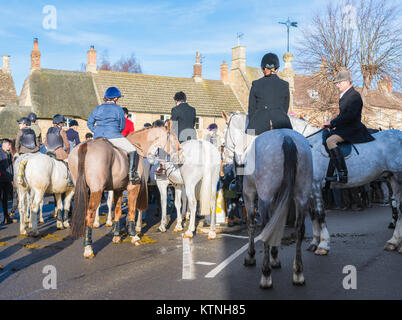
[0,198,401,300]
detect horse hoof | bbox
[259,275,273,289]
[93,223,100,229]
[112,236,121,244]
[28,223,33,229]
[314,248,328,256]
[56,221,64,230]
[208,231,217,240]
[158,226,167,233]
[39,219,45,224]
[63,222,70,229]
[183,232,193,239]
[293,274,306,286]
[398,247,402,254]
[29,231,40,238]
[270,260,281,269]
[105,222,113,228]
[384,243,397,251]
[307,244,318,252]
[388,222,395,229]
[20,230,28,236]
[174,227,183,233]
[244,257,256,267]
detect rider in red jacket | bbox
[121,107,134,137]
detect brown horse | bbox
[68,126,182,258]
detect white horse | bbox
[147,139,221,239]
[222,112,313,288]
[148,161,189,233]
[289,116,402,254]
[14,153,75,236]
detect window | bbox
[160,114,170,122]
[195,117,203,130]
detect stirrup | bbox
[129,171,141,184]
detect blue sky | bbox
[2,0,332,94]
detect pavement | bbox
[0,197,401,300]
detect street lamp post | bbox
[279,18,298,52]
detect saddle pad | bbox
[321,130,353,158]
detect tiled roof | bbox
[93,71,242,117]
[245,66,263,83]
[28,69,99,119]
[0,70,17,106]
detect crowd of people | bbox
[0,51,387,228]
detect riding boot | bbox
[128,151,141,184]
[330,147,348,184]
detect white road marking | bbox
[195,261,216,266]
[182,236,194,280]
[220,234,249,239]
[205,234,263,279]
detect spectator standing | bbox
[0,139,13,224]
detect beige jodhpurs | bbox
[108,137,136,153]
[326,134,345,150]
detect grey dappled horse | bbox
[290,116,402,253]
[223,112,313,288]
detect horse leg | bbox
[112,190,123,244]
[183,184,197,238]
[386,180,398,229]
[270,246,281,269]
[174,186,183,232]
[127,185,141,245]
[63,189,75,229]
[312,184,330,255]
[25,192,30,224]
[243,185,257,267]
[307,204,320,252]
[29,189,44,237]
[39,200,44,224]
[106,191,114,227]
[293,199,307,285]
[83,191,102,258]
[157,180,168,233]
[93,204,101,229]
[55,193,64,230]
[208,187,218,240]
[259,241,273,289]
[182,186,190,221]
[384,176,402,252]
[18,187,28,235]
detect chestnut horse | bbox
[68,126,182,258]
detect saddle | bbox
[321,130,355,158]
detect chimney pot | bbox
[31,37,41,71]
[87,45,97,73]
[220,60,229,84]
[193,51,202,81]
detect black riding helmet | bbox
[28,112,37,122]
[17,117,31,126]
[261,53,280,70]
[53,114,66,125]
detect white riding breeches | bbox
[109,137,136,154]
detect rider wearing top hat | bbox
[322,70,374,184]
[15,117,40,156]
[87,87,140,184]
[246,53,292,136]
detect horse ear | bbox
[222,111,229,123]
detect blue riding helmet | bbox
[104,87,123,99]
[53,114,66,124]
[17,117,31,126]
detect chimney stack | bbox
[2,55,10,74]
[231,46,246,73]
[30,37,41,72]
[220,60,229,84]
[86,45,97,73]
[193,52,202,82]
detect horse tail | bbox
[16,158,28,187]
[260,135,298,246]
[71,143,89,239]
[199,164,214,216]
[136,158,149,211]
